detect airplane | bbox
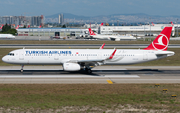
[0,24,4,29]
[0,34,15,39]
[15,25,19,29]
[110,35,136,41]
[88,28,111,40]
[88,28,136,41]
[2,27,174,73]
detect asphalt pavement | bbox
[0,66,180,84]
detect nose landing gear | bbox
[21,65,24,73]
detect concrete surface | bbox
[0,66,180,84]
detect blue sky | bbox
[0,0,179,16]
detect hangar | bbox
[17,28,88,37]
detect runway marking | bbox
[0,75,140,78]
[107,80,113,84]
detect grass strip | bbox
[0,84,179,111]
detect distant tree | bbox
[1,23,17,35]
[23,25,26,28]
[2,23,11,33]
[62,24,66,28]
[6,29,17,35]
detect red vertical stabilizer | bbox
[144,27,172,51]
[88,28,96,35]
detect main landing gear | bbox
[85,67,92,74]
[21,65,24,73]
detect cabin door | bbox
[19,51,24,60]
[98,52,102,59]
[143,52,148,60]
[54,54,59,60]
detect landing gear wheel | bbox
[87,69,92,74]
[85,68,92,74]
[21,65,24,73]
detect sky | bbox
[0,0,180,17]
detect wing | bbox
[67,49,117,67]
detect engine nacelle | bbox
[115,38,120,41]
[63,63,81,71]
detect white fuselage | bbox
[90,34,111,40]
[2,49,174,65]
[90,34,136,41]
[0,34,15,39]
[110,35,136,41]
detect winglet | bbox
[99,43,105,49]
[109,49,117,59]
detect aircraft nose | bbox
[2,56,7,63]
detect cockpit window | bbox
[8,53,14,56]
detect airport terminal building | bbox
[17,24,175,37]
[98,24,175,36]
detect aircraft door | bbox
[98,52,102,59]
[143,52,148,60]
[19,51,24,60]
[54,54,59,60]
[87,53,88,60]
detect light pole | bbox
[144,18,145,41]
[149,17,151,39]
[144,18,145,36]
[177,19,178,37]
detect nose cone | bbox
[2,56,8,63]
[2,56,5,62]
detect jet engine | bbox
[115,38,120,41]
[63,63,81,71]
